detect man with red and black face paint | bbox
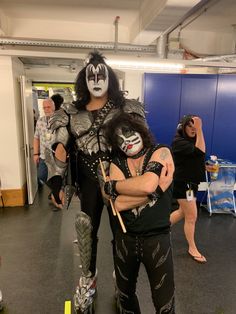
[44,51,146,312]
[116,127,144,158]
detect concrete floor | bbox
[0,187,236,314]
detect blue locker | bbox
[180,74,218,157]
[143,73,181,145]
[212,75,236,162]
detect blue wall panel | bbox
[143,73,181,146]
[211,75,236,162]
[180,74,218,157]
[143,73,236,163]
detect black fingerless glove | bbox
[148,186,164,201]
[46,176,62,204]
[104,180,118,200]
[144,161,164,177]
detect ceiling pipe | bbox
[157,0,221,59]
[193,54,236,62]
[0,37,156,53]
[114,16,120,53]
[157,35,168,59]
[160,0,221,38]
[0,0,222,60]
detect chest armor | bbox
[70,107,119,155]
[68,98,145,155]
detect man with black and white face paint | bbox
[86,62,109,98]
[44,51,147,313]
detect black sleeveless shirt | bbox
[112,145,172,236]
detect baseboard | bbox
[0,184,27,207]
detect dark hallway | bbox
[0,188,236,314]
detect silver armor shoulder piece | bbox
[49,108,69,132]
[61,102,78,115]
[123,98,146,118]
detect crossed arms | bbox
[108,147,175,212]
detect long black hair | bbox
[74,51,125,109]
[104,112,155,156]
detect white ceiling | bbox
[0,0,236,68]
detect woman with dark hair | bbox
[104,112,175,314]
[170,115,207,263]
[44,51,146,312]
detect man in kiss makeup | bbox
[44,51,146,313]
[104,112,175,314]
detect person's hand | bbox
[192,116,202,132]
[33,154,40,165]
[51,190,64,209]
[103,180,118,201]
[158,162,174,192]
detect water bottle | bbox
[210,155,219,180]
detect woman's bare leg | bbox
[170,207,184,225]
[177,198,206,262]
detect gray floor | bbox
[0,187,236,314]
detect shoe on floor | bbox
[188,251,207,263]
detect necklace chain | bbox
[129,155,144,176]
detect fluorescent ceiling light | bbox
[107,59,184,71]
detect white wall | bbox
[25,66,78,83]
[181,30,234,55]
[124,71,143,100]
[0,56,25,189]
[10,17,130,43]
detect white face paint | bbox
[116,127,143,157]
[86,63,109,97]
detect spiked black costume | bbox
[45,52,146,313]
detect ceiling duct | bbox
[157,35,168,59]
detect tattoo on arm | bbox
[160,148,169,161]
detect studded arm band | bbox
[104,180,119,201]
[144,161,164,177]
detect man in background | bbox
[33,98,55,186]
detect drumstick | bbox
[99,158,127,233]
